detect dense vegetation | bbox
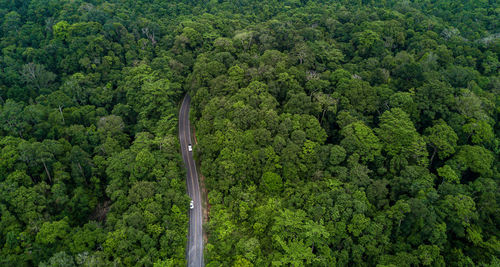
[1,0,499,266]
[0,0,191,265]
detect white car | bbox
[190,200,194,209]
[188,144,193,151]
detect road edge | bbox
[191,125,210,245]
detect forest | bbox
[0,0,499,266]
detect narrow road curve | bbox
[179,95,204,267]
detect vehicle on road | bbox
[180,96,203,266]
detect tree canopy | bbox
[0,0,499,266]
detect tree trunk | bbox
[58,106,65,123]
[7,119,23,138]
[320,109,326,124]
[246,37,252,51]
[77,162,84,177]
[42,160,52,184]
[397,218,402,234]
[309,89,319,101]
[430,146,437,165]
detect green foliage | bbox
[377,108,428,167]
[261,172,282,195]
[450,145,494,177]
[0,1,189,264]
[424,120,458,162]
[186,1,499,266]
[0,0,498,266]
[340,122,381,163]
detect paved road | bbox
[179,95,204,267]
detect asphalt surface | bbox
[179,95,204,267]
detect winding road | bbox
[179,95,204,267]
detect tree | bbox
[389,92,419,122]
[2,11,21,36]
[462,119,494,145]
[414,80,455,126]
[424,120,458,163]
[439,194,477,237]
[437,165,459,184]
[376,108,428,168]
[284,92,318,115]
[340,122,381,163]
[353,30,384,57]
[36,217,71,249]
[329,145,346,166]
[0,100,26,138]
[39,251,76,267]
[32,141,55,183]
[449,145,494,177]
[271,209,317,266]
[42,90,75,124]
[312,92,338,124]
[20,63,56,94]
[292,42,314,66]
[261,172,282,195]
[336,78,379,115]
